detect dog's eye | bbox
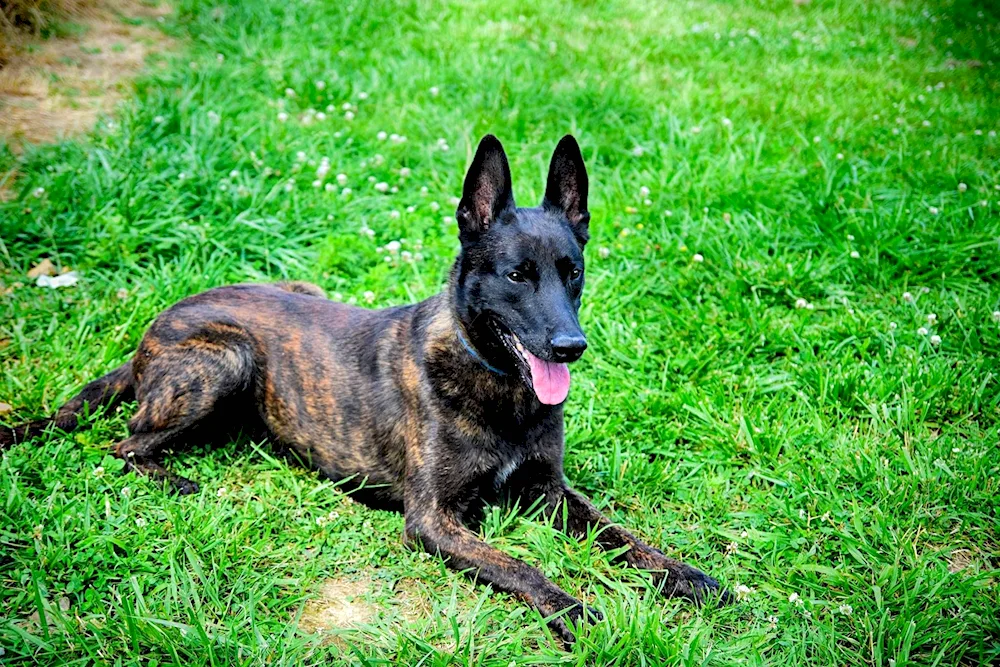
[570,268,583,280]
[507,271,526,283]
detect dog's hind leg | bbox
[115,334,255,494]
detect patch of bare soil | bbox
[0,0,174,151]
[298,574,432,635]
[299,577,380,634]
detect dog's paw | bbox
[661,561,729,607]
[540,595,603,646]
[169,476,200,495]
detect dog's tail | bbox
[0,361,135,450]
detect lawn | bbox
[2,0,999,664]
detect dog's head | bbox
[453,134,590,405]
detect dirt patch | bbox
[948,548,974,574]
[298,573,432,637]
[299,577,380,633]
[0,0,174,151]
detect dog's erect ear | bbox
[542,134,590,243]
[456,135,515,238]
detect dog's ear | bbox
[456,135,515,239]
[542,134,589,244]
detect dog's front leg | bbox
[404,496,600,644]
[558,486,729,605]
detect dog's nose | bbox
[550,334,587,362]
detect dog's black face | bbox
[453,135,591,405]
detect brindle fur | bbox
[1,135,726,644]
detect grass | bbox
[1,0,999,663]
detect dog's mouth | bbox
[489,321,571,406]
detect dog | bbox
[1,134,726,644]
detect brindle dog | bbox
[1,135,726,644]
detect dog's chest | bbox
[492,451,525,488]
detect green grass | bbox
[2,0,1000,663]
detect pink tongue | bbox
[524,350,571,405]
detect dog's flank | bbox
[0,134,727,645]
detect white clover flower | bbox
[922,120,931,127]
[217,486,227,497]
[363,290,375,303]
[639,186,650,198]
[691,126,702,134]
[375,182,389,193]
[389,210,401,219]
[358,91,369,100]
[325,183,336,192]
[429,201,440,212]
[903,291,914,302]
[377,131,388,141]
[284,87,296,98]
[838,604,853,616]
[957,183,967,192]
[386,240,401,253]
[789,592,802,605]
[795,298,809,309]
[344,111,355,121]
[993,311,1000,322]
[930,334,941,345]
[449,196,461,206]
[664,209,672,217]
[284,181,294,192]
[384,255,393,263]
[430,86,440,96]
[401,250,413,262]
[406,205,416,213]
[153,115,165,124]
[229,169,240,179]
[342,187,352,196]
[121,487,131,497]
[929,206,939,215]
[296,151,307,162]
[277,112,289,122]
[722,117,732,127]
[312,180,322,188]
[733,584,753,600]
[850,250,860,258]
[692,253,704,263]
[400,167,411,177]
[632,146,644,157]
[926,313,937,323]
[847,234,855,240]
[889,322,897,330]
[813,136,821,144]
[178,172,187,181]
[316,112,326,121]
[32,187,45,197]
[315,80,326,90]
[334,173,347,186]
[135,517,147,527]
[917,326,929,336]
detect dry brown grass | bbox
[0,0,173,150]
[1,0,97,64]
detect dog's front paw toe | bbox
[170,477,200,495]
[663,564,728,606]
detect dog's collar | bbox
[455,325,507,376]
